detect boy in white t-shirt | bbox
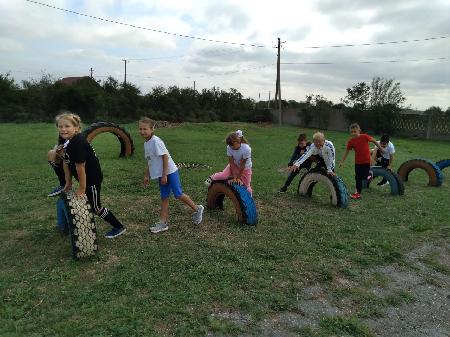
[371,134,395,186]
[138,117,204,233]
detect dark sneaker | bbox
[377,181,389,187]
[192,205,204,225]
[278,187,287,193]
[350,192,362,200]
[48,186,63,197]
[150,222,169,234]
[204,177,212,187]
[105,227,126,238]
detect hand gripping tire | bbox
[206,181,258,225]
[366,166,404,195]
[59,190,98,259]
[297,170,349,208]
[436,159,450,171]
[82,121,134,157]
[397,159,444,187]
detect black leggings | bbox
[86,184,124,229]
[355,164,370,193]
[49,161,66,187]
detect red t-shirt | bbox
[346,133,374,164]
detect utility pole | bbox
[89,67,94,79]
[274,37,284,125]
[122,59,128,85]
[268,91,271,109]
[193,80,196,91]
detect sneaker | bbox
[204,177,212,187]
[105,227,126,238]
[278,187,287,193]
[377,181,389,187]
[192,205,204,225]
[350,192,362,200]
[48,186,63,197]
[150,221,169,234]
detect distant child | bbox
[47,137,66,197]
[205,130,253,195]
[340,123,383,200]
[371,134,395,186]
[139,117,204,234]
[289,132,336,176]
[57,111,126,238]
[278,133,312,192]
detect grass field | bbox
[0,122,449,337]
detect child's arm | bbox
[161,154,169,185]
[290,147,313,171]
[143,165,150,187]
[288,147,300,166]
[370,139,383,151]
[339,149,350,167]
[388,153,395,169]
[62,161,72,191]
[370,147,377,166]
[75,162,87,197]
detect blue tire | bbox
[366,166,404,196]
[207,181,258,225]
[436,159,450,171]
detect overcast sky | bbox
[1,0,449,110]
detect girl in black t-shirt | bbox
[56,111,126,239]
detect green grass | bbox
[0,122,449,336]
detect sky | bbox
[0,0,449,110]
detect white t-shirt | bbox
[293,140,336,173]
[226,143,252,169]
[380,141,395,159]
[144,135,178,179]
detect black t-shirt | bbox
[64,133,103,186]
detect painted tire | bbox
[366,166,404,195]
[436,159,450,171]
[397,159,443,187]
[297,170,349,208]
[206,181,257,225]
[82,121,134,157]
[176,162,211,169]
[60,190,98,259]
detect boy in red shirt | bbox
[340,123,382,200]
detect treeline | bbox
[0,74,271,123]
[1,73,448,133]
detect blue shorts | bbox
[159,170,183,199]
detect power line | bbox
[25,0,267,48]
[298,36,448,49]
[281,57,448,65]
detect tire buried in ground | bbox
[297,170,349,208]
[82,121,134,157]
[436,159,450,171]
[397,159,444,187]
[367,166,404,195]
[206,181,257,225]
[60,190,98,259]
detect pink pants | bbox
[211,163,253,195]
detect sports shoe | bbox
[105,227,126,238]
[278,187,287,193]
[150,221,169,234]
[377,181,389,187]
[192,205,204,225]
[350,192,362,200]
[204,177,212,187]
[48,186,63,197]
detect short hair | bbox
[55,111,81,128]
[312,132,325,141]
[297,133,307,141]
[139,117,156,128]
[349,123,361,130]
[380,134,390,143]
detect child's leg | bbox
[354,164,369,194]
[239,169,253,195]
[160,198,169,223]
[167,171,198,212]
[281,170,300,190]
[86,185,124,229]
[211,164,233,181]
